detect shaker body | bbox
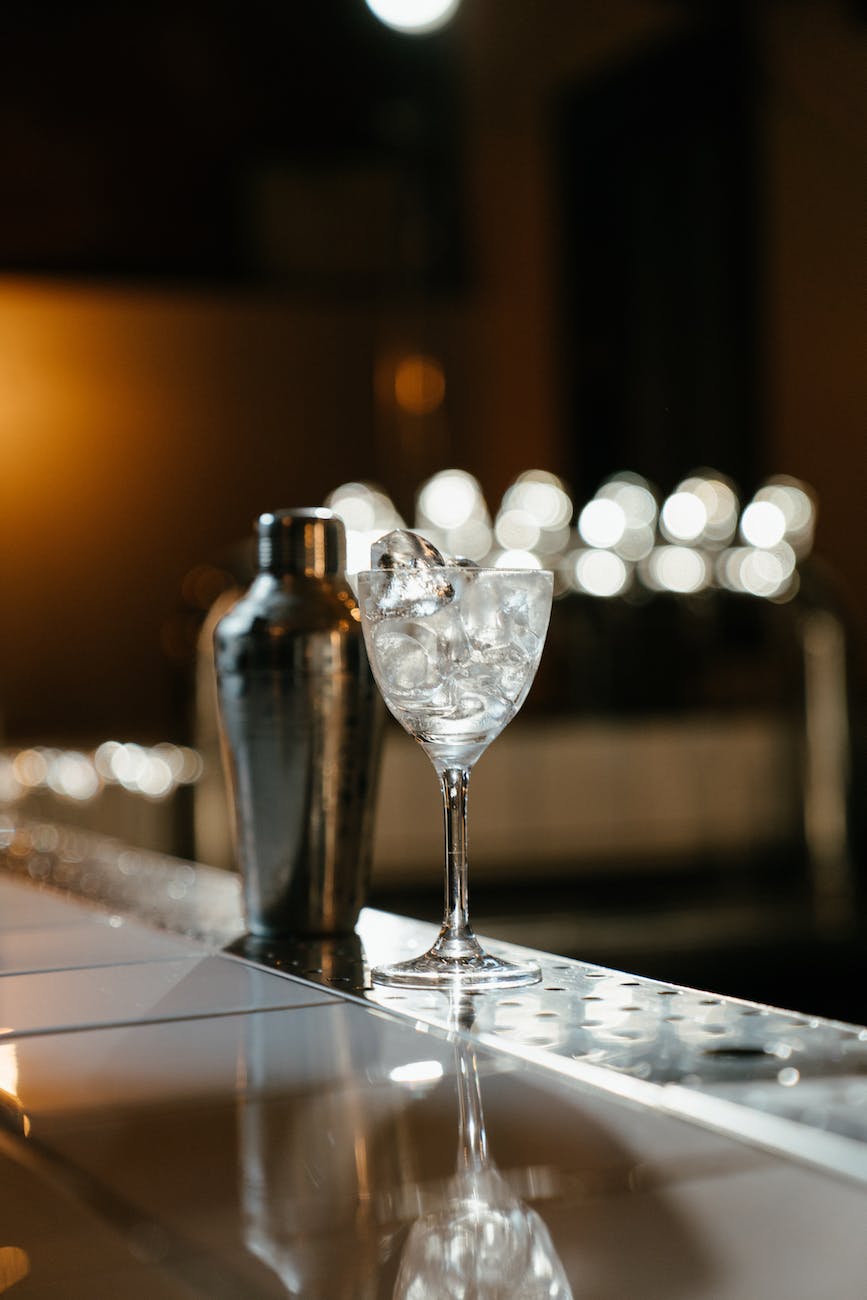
[215,516,381,937]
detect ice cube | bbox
[470,643,533,701]
[460,579,511,650]
[371,529,445,570]
[462,573,551,656]
[371,622,440,700]
[377,571,455,619]
[440,691,488,723]
[506,572,553,639]
[370,530,455,618]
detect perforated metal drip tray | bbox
[235,912,867,1186]
[3,819,867,1185]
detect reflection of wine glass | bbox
[393,992,573,1300]
[357,564,553,989]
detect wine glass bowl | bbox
[357,564,553,989]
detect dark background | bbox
[1,0,866,1018]
[1,0,865,741]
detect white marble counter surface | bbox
[1,823,866,1297]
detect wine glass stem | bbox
[456,1041,489,1173]
[438,764,475,948]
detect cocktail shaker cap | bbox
[256,508,346,579]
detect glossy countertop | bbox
[1,823,866,1298]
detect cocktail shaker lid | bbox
[256,508,346,578]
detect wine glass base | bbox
[372,948,541,991]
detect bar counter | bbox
[1,821,866,1298]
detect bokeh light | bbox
[502,471,573,529]
[493,548,543,570]
[677,472,739,546]
[322,468,815,602]
[415,469,492,562]
[597,473,657,528]
[12,749,49,789]
[46,752,100,801]
[1,741,203,807]
[418,468,478,529]
[719,545,798,600]
[393,354,446,415]
[741,500,787,549]
[326,481,405,575]
[578,499,626,549]
[660,491,707,543]
[494,509,541,552]
[573,549,629,597]
[646,546,709,594]
[364,0,462,35]
[495,470,573,569]
[753,477,816,555]
[614,524,655,562]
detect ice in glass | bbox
[358,531,553,988]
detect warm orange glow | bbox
[0,1040,30,1138]
[393,354,445,415]
[0,1246,30,1290]
[0,1041,19,1100]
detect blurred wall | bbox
[765,1,867,636]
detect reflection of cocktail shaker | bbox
[238,1006,416,1298]
[214,508,382,936]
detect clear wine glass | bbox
[357,559,553,989]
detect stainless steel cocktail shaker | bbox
[214,508,382,936]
